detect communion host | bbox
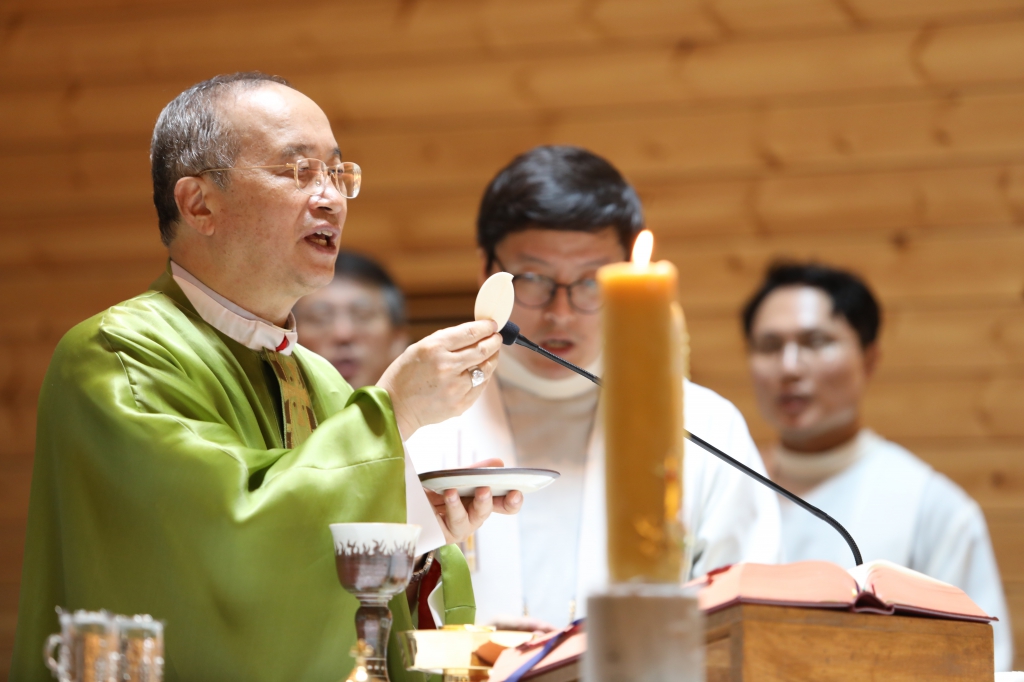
[11,73,521,682]
[407,145,781,631]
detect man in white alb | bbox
[742,261,1013,671]
[407,146,781,631]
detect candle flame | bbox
[632,230,654,266]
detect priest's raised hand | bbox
[377,322,523,543]
[377,319,502,441]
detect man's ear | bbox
[862,342,881,378]
[174,176,216,237]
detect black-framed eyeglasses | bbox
[494,258,602,314]
[198,158,361,198]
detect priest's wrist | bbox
[394,411,416,442]
[375,378,418,441]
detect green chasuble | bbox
[11,269,474,682]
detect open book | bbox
[487,560,994,681]
[695,560,996,623]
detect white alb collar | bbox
[171,261,298,355]
[496,349,601,400]
[774,428,872,486]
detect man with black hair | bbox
[408,145,781,631]
[743,262,1012,671]
[295,250,409,388]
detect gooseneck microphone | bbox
[499,321,864,567]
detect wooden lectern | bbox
[522,604,994,681]
[706,604,995,682]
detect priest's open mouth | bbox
[305,228,337,250]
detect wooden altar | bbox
[705,604,994,681]
[524,604,995,681]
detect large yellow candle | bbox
[597,231,686,584]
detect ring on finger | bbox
[469,366,486,388]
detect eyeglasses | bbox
[494,258,602,314]
[198,159,361,198]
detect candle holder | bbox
[330,523,421,682]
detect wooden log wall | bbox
[2,0,1024,675]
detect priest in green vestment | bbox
[11,73,520,682]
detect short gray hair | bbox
[150,72,292,246]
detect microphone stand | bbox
[499,321,864,567]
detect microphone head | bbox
[499,321,520,346]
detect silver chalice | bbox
[330,523,421,682]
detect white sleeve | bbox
[405,420,458,474]
[685,383,782,577]
[912,475,1014,672]
[404,444,447,556]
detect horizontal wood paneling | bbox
[0,463,31,680]
[983,507,1024,581]
[0,577,18,682]
[0,402,37,462]
[851,0,1024,23]
[1006,581,1024,665]
[5,0,1024,93]
[5,15,1024,132]
[908,441,1024,509]
[0,463,31,526]
[6,0,1024,26]
[0,261,165,341]
[8,84,1024,177]
[0,525,26,588]
[0,2,717,90]
[668,229,1024,312]
[3,0,1024,675]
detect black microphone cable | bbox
[501,323,603,386]
[498,321,864,567]
[683,430,862,566]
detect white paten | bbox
[419,467,559,497]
